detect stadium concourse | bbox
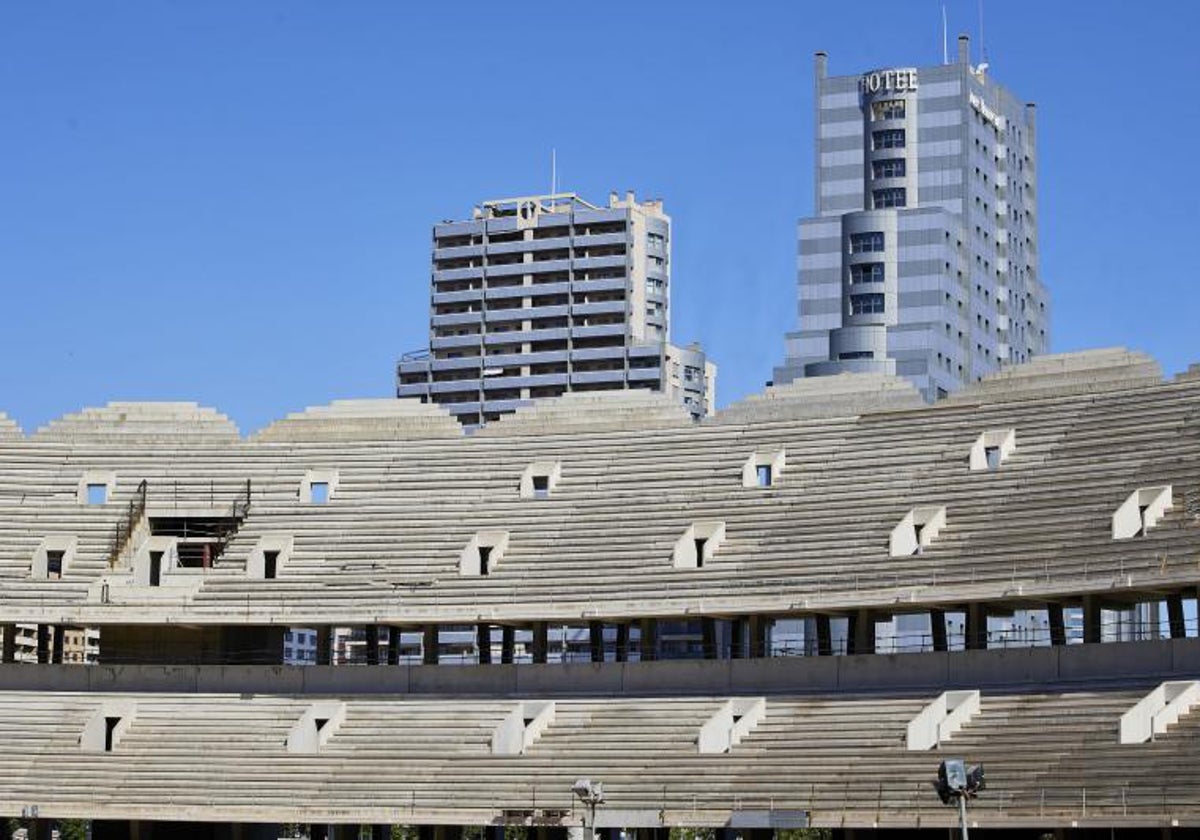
[0,348,1199,839]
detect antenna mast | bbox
[978,0,987,64]
[551,149,557,200]
[942,5,948,64]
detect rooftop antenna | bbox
[942,5,949,64]
[550,148,557,201]
[978,0,988,65]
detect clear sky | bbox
[2,1,1197,434]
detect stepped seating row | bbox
[0,355,1194,624]
[0,688,1195,826]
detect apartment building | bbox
[397,192,714,425]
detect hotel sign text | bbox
[859,68,919,94]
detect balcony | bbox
[431,311,484,328]
[433,266,484,282]
[431,334,483,350]
[570,346,626,363]
[433,244,483,261]
[573,277,627,294]
[571,323,626,340]
[574,254,627,271]
[572,300,627,317]
[570,369,628,386]
[432,288,485,305]
[573,231,627,248]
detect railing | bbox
[106,479,147,569]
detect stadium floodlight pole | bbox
[935,759,984,840]
[571,779,604,840]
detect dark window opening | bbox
[86,484,108,505]
[532,475,550,499]
[104,716,121,752]
[523,717,535,727]
[149,552,163,587]
[1138,504,1150,537]
[314,717,330,734]
[694,538,708,568]
[264,551,279,580]
[310,482,330,504]
[756,465,773,488]
[46,551,64,579]
[984,446,1002,471]
[478,545,493,576]
[912,524,926,555]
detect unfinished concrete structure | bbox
[397,192,716,425]
[0,350,1199,837]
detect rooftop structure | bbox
[776,37,1050,400]
[397,191,715,425]
[0,349,1197,836]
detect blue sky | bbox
[1,1,1197,434]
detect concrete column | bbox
[850,610,874,656]
[531,622,548,664]
[965,603,987,651]
[365,625,381,666]
[423,625,440,665]
[501,626,516,664]
[477,624,492,665]
[1167,593,1187,639]
[588,621,604,663]
[316,627,333,666]
[638,618,657,661]
[701,617,718,659]
[1048,603,1066,646]
[1,624,14,663]
[930,609,947,652]
[730,618,745,659]
[1083,595,1102,644]
[614,623,629,662]
[36,625,50,664]
[387,626,402,666]
[748,615,769,658]
[815,615,832,656]
[51,626,64,664]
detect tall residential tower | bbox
[775,37,1049,399]
[398,192,715,425]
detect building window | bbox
[755,465,773,487]
[849,263,885,284]
[310,482,330,505]
[872,129,906,150]
[850,294,885,315]
[838,351,875,360]
[86,484,108,506]
[872,158,907,179]
[849,232,884,253]
[872,188,907,209]
[871,99,906,121]
[46,551,64,580]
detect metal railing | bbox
[105,479,147,569]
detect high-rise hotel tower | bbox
[775,36,1050,399]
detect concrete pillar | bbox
[423,625,440,665]
[930,609,947,652]
[477,624,493,665]
[365,625,381,666]
[588,621,604,663]
[1048,603,1066,646]
[748,615,769,658]
[1,624,14,663]
[316,627,333,666]
[701,617,717,659]
[614,623,629,662]
[1168,593,1187,639]
[51,626,64,664]
[501,626,516,664]
[531,622,548,664]
[815,615,832,656]
[730,618,745,659]
[1083,595,1102,644]
[965,603,987,651]
[36,624,50,664]
[850,610,874,655]
[638,618,657,661]
[387,626,402,666]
